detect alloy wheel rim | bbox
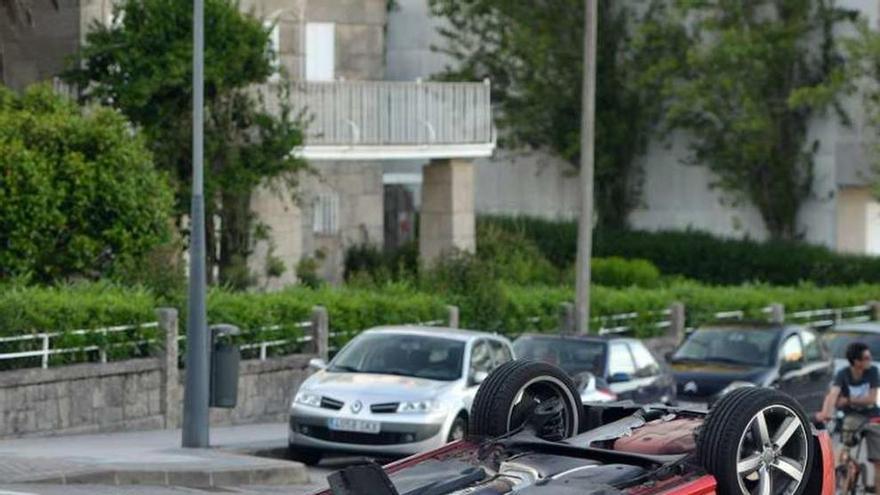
[506,376,578,438]
[735,405,808,495]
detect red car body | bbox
[311,408,834,495]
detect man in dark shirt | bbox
[817,342,880,494]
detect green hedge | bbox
[480,215,880,286]
[495,282,880,337]
[2,281,879,366]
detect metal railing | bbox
[0,322,159,369]
[288,80,494,147]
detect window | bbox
[630,342,660,378]
[779,335,804,364]
[305,22,335,81]
[469,340,493,377]
[312,193,339,235]
[802,330,823,362]
[488,340,512,368]
[608,343,636,377]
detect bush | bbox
[0,85,174,284]
[480,215,880,286]
[572,257,661,288]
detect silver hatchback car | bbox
[288,326,513,464]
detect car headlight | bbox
[397,400,445,413]
[293,391,321,408]
[719,381,754,397]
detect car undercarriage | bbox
[315,361,834,495]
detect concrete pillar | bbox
[769,303,785,324]
[310,306,329,361]
[669,302,686,342]
[156,308,181,429]
[559,302,576,334]
[420,159,475,264]
[446,305,460,328]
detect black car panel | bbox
[513,335,676,405]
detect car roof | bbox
[828,323,880,334]
[514,333,616,344]
[694,321,799,332]
[362,325,508,343]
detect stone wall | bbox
[0,359,165,439]
[0,309,322,439]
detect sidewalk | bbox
[0,423,309,487]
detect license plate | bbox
[328,418,381,434]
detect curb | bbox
[21,463,309,487]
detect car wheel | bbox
[698,387,814,495]
[288,444,322,466]
[447,415,467,442]
[469,360,584,440]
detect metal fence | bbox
[288,80,494,146]
[0,322,159,369]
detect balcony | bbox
[287,80,495,161]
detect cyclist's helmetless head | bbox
[846,341,873,368]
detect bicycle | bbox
[834,413,880,495]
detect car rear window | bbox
[513,338,606,377]
[823,331,880,360]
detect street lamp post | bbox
[575,0,597,334]
[182,0,210,448]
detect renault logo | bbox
[350,400,363,414]
[684,381,698,394]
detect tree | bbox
[63,0,307,288]
[0,85,174,282]
[654,0,854,240]
[428,0,677,228]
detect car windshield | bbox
[823,331,880,360]
[328,333,465,381]
[513,337,606,376]
[672,327,779,367]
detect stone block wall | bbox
[0,308,323,439]
[0,359,165,439]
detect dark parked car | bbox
[512,334,676,405]
[823,322,880,374]
[669,322,833,411]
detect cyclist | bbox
[817,342,880,494]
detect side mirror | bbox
[471,370,489,386]
[608,372,632,384]
[308,358,327,371]
[664,351,674,362]
[780,360,802,374]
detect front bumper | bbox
[288,404,449,456]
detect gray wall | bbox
[1,0,81,90]
[0,311,319,439]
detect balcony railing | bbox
[285,80,495,160]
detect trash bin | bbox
[210,324,241,408]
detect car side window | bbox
[488,340,513,369]
[608,343,636,377]
[629,342,660,378]
[801,330,823,362]
[470,340,493,377]
[779,334,804,364]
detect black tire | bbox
[447,415,467,443]
[469,360,584,439]
[698,387,814,495]
[288,444,322,466]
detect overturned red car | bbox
[314,360,834,495]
